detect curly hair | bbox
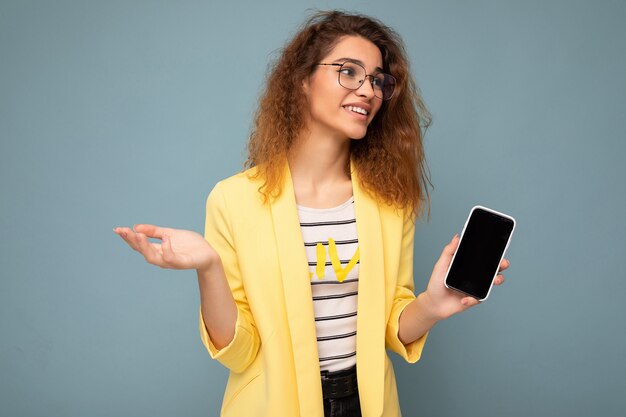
[244,10,432,219]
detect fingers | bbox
[461,297,480,307]
[134,231,161,264]
[495,258,510,285]
[114,226,165,266]
[114,227,141,251]
[499,258,510,272]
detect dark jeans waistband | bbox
[321,365,358,399]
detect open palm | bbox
[113,224,218,272]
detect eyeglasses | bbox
[317,61,396,100]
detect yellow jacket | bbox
[199,160,428,416]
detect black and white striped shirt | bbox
[297,196,359,372]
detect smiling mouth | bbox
[343,105,369,116]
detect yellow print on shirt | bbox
[308,238,360,282]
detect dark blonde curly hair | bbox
[245,10,432,219]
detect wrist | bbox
[398,292,442,345]
[417,291,445,322]
[196,254,222,277]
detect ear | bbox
[301,76,310,96]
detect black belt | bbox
[321,365,358,399]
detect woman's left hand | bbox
[423,235,510,320]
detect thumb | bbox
[133,224,163,238]
[133,223,150,233]
[435,234,459,271]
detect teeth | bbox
[345,105,368,115]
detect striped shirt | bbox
[297,196,359,372]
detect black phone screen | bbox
[446,208,515,300]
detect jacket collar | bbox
[269,158,384,416]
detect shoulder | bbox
[208,166,261,195]
[207,165,266,210]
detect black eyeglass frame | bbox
[317,62,397,101]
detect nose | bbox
[355,76,376,99]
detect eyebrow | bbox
[333,57,384,74]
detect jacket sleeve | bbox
[385,209,428,363]
[198,181,260,373]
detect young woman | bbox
[114,11,509,417]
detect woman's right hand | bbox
[113,224,219,272]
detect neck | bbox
[288,129,351,189]
[287,128,353,207]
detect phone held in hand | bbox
[444,206,516,301]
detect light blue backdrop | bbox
[1,1,625,416]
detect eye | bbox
[371,76,385,89]
[339,67,356,77]
[338,63,360,78]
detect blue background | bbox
[1,0,625,416]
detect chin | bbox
[346,128,369,140]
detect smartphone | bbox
[444,206,516,301]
